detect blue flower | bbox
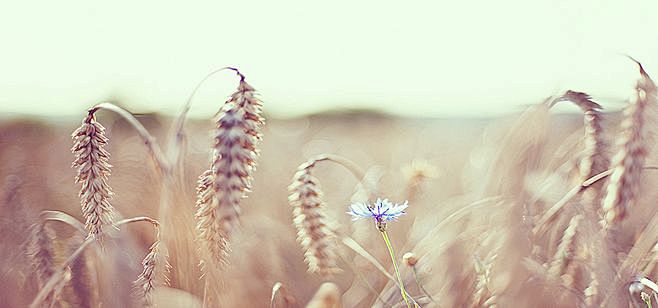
[348,198,408,230]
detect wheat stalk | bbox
[643,242,658,278]
[88,103,170,173]
[71,111,117,243]
[288,158,340,276]
[601,60,657,227]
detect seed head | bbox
[289,159,340,276]
[71,111,116,242]
[403,252,418,266]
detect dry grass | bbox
[4,60,658,307]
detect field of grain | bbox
[1,64,658,308]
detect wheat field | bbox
[1,63,658,308]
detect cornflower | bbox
[348,198,412,308]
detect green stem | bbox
[381,230,411,308]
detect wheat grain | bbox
[584,270,599,306]
[203,70,264,238]
[26,222,57,306]
[547,215,582,286]
[71,111,116,242]
[552,91,610,302]
[288,159,339,276]
[195,168,230,269]
[553,91,608,184]
[602,62,657,227]
[133,240,171,308]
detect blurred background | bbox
[0,0,657,120]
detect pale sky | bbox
[1,0,657,118]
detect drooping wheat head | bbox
[555,91,608,183]
[550,91,612,302]
[71,110,116,241]
[288,159,339,276]
[601,63,657,227]
[192,69,263,283]
[199,70,264,240]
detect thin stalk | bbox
[411,266,437,305]
[168,66,245,173]
[89,103,170,174]
[336,252,388,306]
[312,154,379,198]
[381,230,411,308]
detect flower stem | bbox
[381,230,412,308]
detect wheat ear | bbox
[289,158,340,276]
[71,111,117,242]
[552,91,608,183]
[473,253,498,308]
[203,68,264,238]
[551,91,608,298]
[601,60,657,227]
[547,215,582,285]
[194,70,262,269]
[133,239,171,308]
[27,222,57,306]
[195,168,230,269]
